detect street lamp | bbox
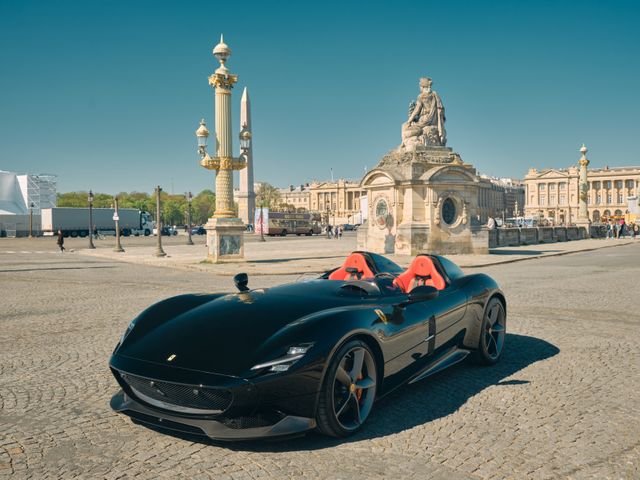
[196,119,209,157]
[186,191,194,245]
[28,202,34,238]
[155,185,166,257]
[113,196,124,252]
[239,124,251,152]
[88,190,95,249]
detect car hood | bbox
[116,281,363,377]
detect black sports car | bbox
[109,251,506,440]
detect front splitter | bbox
[110,390,316,441]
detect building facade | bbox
[278,184,311,211]
[477,176,525,223]
[308,180,366,225]
[524,165,640,223]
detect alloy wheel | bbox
[332,346,377,431]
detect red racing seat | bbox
[393,255,446,293]
[328,252,375,281]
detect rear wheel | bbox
[316,340,377,437]
[471,298,506,365]
[281,229,287,236]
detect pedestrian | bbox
[334,225,341,239]
[619,218,626,238]
[607,219,614,238]
[486,216,496,230]
[56,229,65,252]
[633,222,639,239]
[326,224,333,239]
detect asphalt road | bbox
[0,241,638,479]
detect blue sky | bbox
[0,0,638,194]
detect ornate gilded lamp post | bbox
[576,144,591,237]
[186,191,194,245]
[195,35,247,263]
[88,190,95,248]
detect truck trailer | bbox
[41,207,154,237]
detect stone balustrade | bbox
[488,225,595,248]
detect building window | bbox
[626,180,634,189]
[618,193,624,203]
[596,194,602,204]
[550,195,556,205]
[540,196,546,206]
[539,184,546,191]
[605,180,612,189]
[559,182,566,191]
[560,194,566,205]
[549,183,556,191]
[592,181,600,189]
[615,180,623,189]
[607,193,612,203]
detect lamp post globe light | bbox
[88,190,95,249]
[186,191,194,245]
[195,34,247,263]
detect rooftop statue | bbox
[401,77,447,151]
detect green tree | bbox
[255,182,281,209]
[192,190,216,225]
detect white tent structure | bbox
[0,170,57,236]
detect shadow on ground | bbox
[134,333,558,451]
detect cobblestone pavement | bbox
[0,242,638,479]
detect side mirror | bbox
[233,273,249,292]
[408,285,439,302]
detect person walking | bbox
[633,222,639,239]
[56,229,65,252]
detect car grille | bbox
[119,372,232,414]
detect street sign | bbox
[113,214,119,221]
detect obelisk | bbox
[576,144,591,238]
[237,87,255,226]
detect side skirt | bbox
[407,346,470,385]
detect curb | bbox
[75,239,637,276]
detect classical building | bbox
[524,163,640,223]
[308,180,366,225]
[278,184,311,211]
[477,176,526,222]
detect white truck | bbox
[41,207,155,237]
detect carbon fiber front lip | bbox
[110,390,316,440]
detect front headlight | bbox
[250,344,314,373]
[119,319,136,346]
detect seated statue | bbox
[401,77,447,150]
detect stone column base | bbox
[204,217,245,263]
[575,219,591,239]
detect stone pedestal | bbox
[575,220,591,238]
[205,217,245,263]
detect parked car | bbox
[153,226,178,236]
[191,226,206,235]
[110,251,506,441]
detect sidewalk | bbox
[75,235,637,275]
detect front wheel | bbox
[316,340,378,438]
[471,298,506,365]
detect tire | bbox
[307,230,313,236]
[70,231,78,238]
[281,230,287,236]
[316,339,378,438]
[144,229,150,236]
[79,231,87,238]
[471,298,506,365]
